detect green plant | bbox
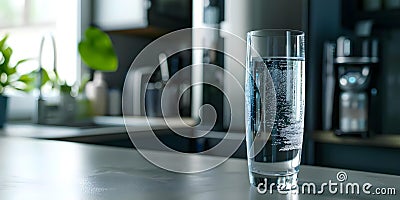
[78,27,118,72]
[0,34,35,94]
[40,68,72,94]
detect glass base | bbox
[250,172,298,191]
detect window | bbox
[0,0,79,86]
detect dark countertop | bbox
[313,131,400,149]
[0,117,244,148]
[0,136,398,200]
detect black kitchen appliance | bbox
[322,36,379,137]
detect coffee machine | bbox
[322,36,379,136]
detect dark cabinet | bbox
[93,0,192,37]
[342,0,400,29]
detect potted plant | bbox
[78,27,118,115]
[0,35,34,128]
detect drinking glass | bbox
[245,29,305,190]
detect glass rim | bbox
[247,29,304,37]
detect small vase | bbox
[59,92,76,123]
[85,71,108,116]
[0,95,8,128]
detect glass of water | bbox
[245,29,305,190]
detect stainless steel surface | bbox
[335,57,379,64]
[0,136,398,199]
[159,52,169,82]
[0,117,195,140]
[124,66,153,116]
[94,116,197,128]
[322,42,336,130]
[0,123,126,139]
[336,36,379,58]
[34,34,59,125]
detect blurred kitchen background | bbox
[0,0,399,175]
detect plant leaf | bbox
[60,83,72,93]
[22,83,35,92]
[4,64,16,75]
[78,27,118,71]
[18,73,35,84]
[0,34,8,50]
[2,47,12,68]
[41,68,51,87]
[14,58,29,68]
